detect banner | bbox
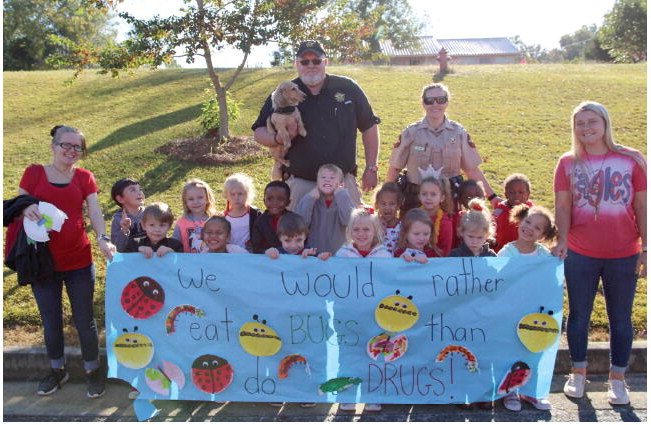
[106,253,563,408]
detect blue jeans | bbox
[564,249,639,374]
[31,264,100,371]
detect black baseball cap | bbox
[296,40,326,57]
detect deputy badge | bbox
[467,134,476,148]
[449,136,457,144]
[334,92,345,103]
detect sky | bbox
[115,0,617,68]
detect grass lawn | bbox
[3,63,647,346]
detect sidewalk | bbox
[3,374,646,421]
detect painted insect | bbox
[121,276,165,319]
[165,305,206,335]
[278,354,310,380]
[145,360,185,396]
[497,361,532,394]
[367,333,408,362]
[191,354,234,394]
[435,344,479,373]
[375,290,419,333]
[318,377,362,395]
[239,314,282,357]
[517,306,560,353]
[112,326,154,369]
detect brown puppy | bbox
[266,81,307,180]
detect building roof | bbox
[380,36,519,57]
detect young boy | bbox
[110,178,146,252]
[125,202,183,257]
[493,173,533,252]
[251,181,302,254]
[265,214,331,260]
[295,164,355,254]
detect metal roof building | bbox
[380,36,521,65]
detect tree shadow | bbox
[88,104,203,154]
[90,69,205,97]
[138,159,195,200]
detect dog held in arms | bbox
[266,81,307,180]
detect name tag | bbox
[414,146,425,151]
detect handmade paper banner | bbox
[106,253,563,409]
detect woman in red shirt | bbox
[18,126,116,398]
[552,102,646,406]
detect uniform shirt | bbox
[389,117,482,184]
[252,74,380,181]
[553,149,646,259]
[19,164,97,271]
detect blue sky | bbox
[115,0,617,68]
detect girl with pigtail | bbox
[448,198,496,257]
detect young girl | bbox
[336,209,392,258]
[417,176,453,256]
[172,179,217,253]
[223,173,261,251]
[452,179,486,248]
[394,208,438,263]
[497,205,557,258]
[201,216,248,253]
[493,173,534,252]
[373,182,402,254]
[449,199,496,257]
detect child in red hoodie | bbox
[493,173,533,252]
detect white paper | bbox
[23,202,68,242]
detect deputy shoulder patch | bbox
[467,134,476,148]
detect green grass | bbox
[3,63,647,343]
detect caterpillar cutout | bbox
[278,354,310,380]
[435,344,479,373]
[165,305,206,334]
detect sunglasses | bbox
[423,96,448,105]
[299,58,323,66]
[55,142,83,152]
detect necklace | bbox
[583,151,609,220]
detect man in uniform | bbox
[252,40,381,209]
[386,83,501,213]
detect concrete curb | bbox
[4,342,646,382]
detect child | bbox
[394,208,438,263]
[373,182,402,254]
[497,204,557,258]
[296,164,355,254]
[449,199,496,257]
[223,173,261,251]
[493,173,533,252]
[202,216,248,253]
[497,206,556,412]
[452,179,486,248]
[251,181,302,254]
[125,202,183,257]
[336,208,392,258]
[172,179,217,253]
[417,176,453,256]
[265,214,331,260]
[110,178,146,252]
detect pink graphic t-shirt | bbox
[553,148,646,258]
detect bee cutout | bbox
[113,326,154,369]
[368,290,419,362]
[517,306,560,352]
[238,314,282,356]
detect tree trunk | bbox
[216,86,229,141]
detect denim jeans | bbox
[31,264,99,371]
[564,249,639,373]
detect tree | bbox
[559,25,611,62]
[3,0,116,70]
[598,0,647,62]
[509,35,549,63]
[50,0,326,142]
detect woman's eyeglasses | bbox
[55,142,83,152]
[299,58,323,66]
[423,96,448,105]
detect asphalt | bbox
[3,374,646,422]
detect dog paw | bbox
[299,129,307,137]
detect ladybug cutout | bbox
[191,354,234,394]
[497,361,531,394]
[121,276,165,319]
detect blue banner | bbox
[106,253,563,405]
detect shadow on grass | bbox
[88,104,203,154]
[139,158,194,200]
[90,69,206,97]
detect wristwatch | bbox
[97,234,111,242]
[365,164,379,173]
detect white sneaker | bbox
[563,373,586,398]
[339,403,357,411]
[520,394,552,410]
[607,379,630,405]
[364,403,382,412]
[503,393,522,412]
